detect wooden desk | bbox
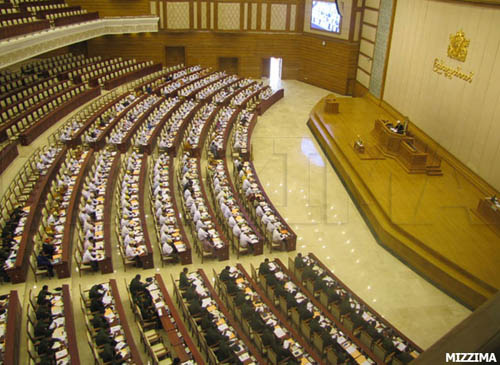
[477,198,500,231]
[3,290,21,365]
[64,92,129,148]
[257,88,284,115]
[109,279,144,365]
[100,154,119,274]
[155,274,205,364]
[62,284,81,364]
[184,104,221,159]
[373,119,413,156]
[6,148,66,283]
[239,112,257,161]
[197,77,241,103]
[116,97,164,153]
[55,149,94,278]
[307,252,423,354]
[91,94,147,151]
[247,160,297,251]
[133,66,188,94]
[222,157,264,255]
[0,142,18,175]
[274,258,384,365]
[103,63,162,90]
[236,264,323,365]
[139,99,182,155]
[198,269,266,364]
[151,68,209,96]
[165,102,203,157]
[20,87,101,146]
[166,156,192,265]
[138,154,154,269]
[196,159,229,261]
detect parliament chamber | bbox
[1,0,500,364]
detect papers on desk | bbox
[239,352,250,362]
[201,298,212,308]
[273,326,286,339]
[55,349,68,360]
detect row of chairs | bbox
[114,151,144,271]
[173,271,245,365]
[26,2,67,12]
[96,61,155,86]
[160,69,206,95]
[0,15,39,27]
[1,76,57,114]
[176,152,220,263]
[148,152,184,266]
[205,158,254,259]
[177,71,225,98]
[21,52,82,74]
[123,279,173,365]
[5,84,89,142]
[252,263,352,365]
[30,148,87,280]
[194,74,238,101]
[291,255,416,365]
[128,65,182,92]
[46,8,86,21]
[50,89,121,143]
[69,57,124,81]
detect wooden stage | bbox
[308,95,500,309]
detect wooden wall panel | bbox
[299,34,359,93]
[86,31,359,94]
[66,0,149,17]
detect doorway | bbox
[218,57,239,75]
[269,57,282,89]
[165,46,186,67]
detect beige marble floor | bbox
[0,79,470,365]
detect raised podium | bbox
[372,119,429,174]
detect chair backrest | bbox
[279,295,288,316]
[343,315,354,332]
[359,329,374,349]
[319,291,330,309]
[330,302,341,320]
[300,318,311,341]
[373,341,388,361]
[326,346,338,365]
[268,346,278,365]
[313,331,324,354]
[291,307,300,330]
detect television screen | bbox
[311,0,341,33]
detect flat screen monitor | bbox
[310,0,341,33]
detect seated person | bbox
[205,327,222,347]
[258,258,270,275]
[179,267,190,289]
[381,330,396,353]
[89,284,104,300]
[91,315,109,330]
[294,253,306,269]
[90,296,105,314]
[219,266,232,283]
[37,285,51,306]
[96,328,115,347]
[129,274,147,298]
[215,340,236,362]
[37,253,54,277]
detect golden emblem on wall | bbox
[447,30,470,62]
